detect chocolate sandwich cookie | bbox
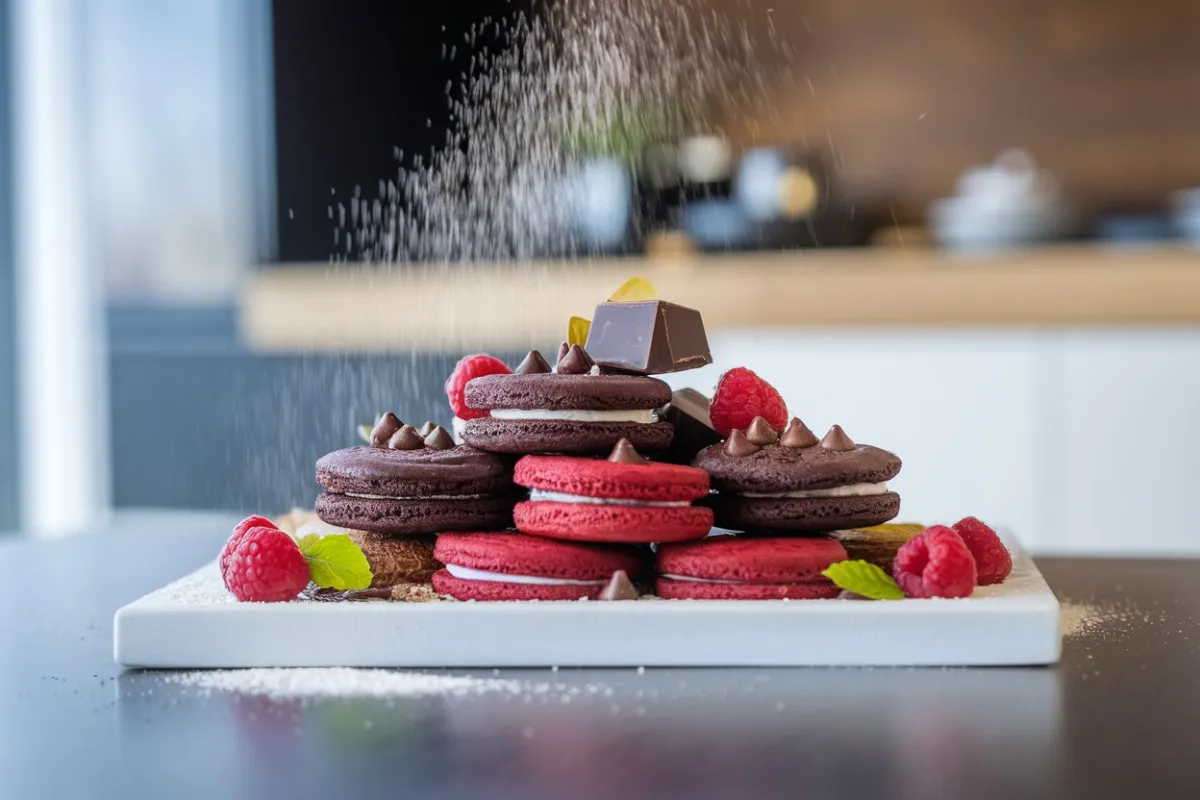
[461,345,674,454]
[347,531,442,587]
[315,415,519,535]
[694,417,902,533]
[829,523,925,573]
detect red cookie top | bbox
[657,536,847,583]
[514,442,709,503]
[434,532,647,581]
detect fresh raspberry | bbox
[445,354,511,420]
[223,527,310,603]
[709,367,788,437]
[951,516,1012,585]
[893,525,977,599]
[220,515,277,582]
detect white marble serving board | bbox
[114,537,1060,668]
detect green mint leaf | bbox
[822,560,904,600]
[357,423,373,443]
[297,533,373,590]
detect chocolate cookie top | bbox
[316,445,514,497]
[692,418,901,493]
[465,347,671,411]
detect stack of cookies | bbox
[312,414,522,592]
[310,285,908,602]
[434,322,717,601]
[655,415,903,599]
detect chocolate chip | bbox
[556,344,596,375]
[597,570,639,601]
[417,421,437,437]
[745,416,779,446]
[370,412,403,447]
[780,418,819,448]
[555,341,570,365]
[388,425,425,450]
[820,424,855,452]
[724,429,760,457]
[514,349,552,374]
[608,438,650,465]
[424,426,456,450]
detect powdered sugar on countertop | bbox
[163,668,523,700]
[1059,599,1170,642]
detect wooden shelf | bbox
[240,245,1200,352]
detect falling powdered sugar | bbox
[164,668,523,701]
[335,0,783,264]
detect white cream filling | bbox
[451,416,467,444]
[660,573,743,585]
[741,482,888,499]
[346,492,483,501]
[660,574,827,585]
[445,563,606,586]
[488,408,657,423]
[529,489,691,508]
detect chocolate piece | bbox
[388,425,426,450]
[584,300,711,375]
[598,570,640,601]
[555,341,570,365]
[608,438,650,465]
[661,388,722,465]
[745,416,779,446]
[371,412,403,447]
[305,585,395,602]
[424,426,456,450]
[780,418,819,448]
[418,421,437,437]
[820,425,855,452]
[515,349,553,374]
[556,344,596,375]
[724,429,760,457]
[306,583,440,603]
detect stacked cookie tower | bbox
[658,408,903,599]
[431,298,720,601]
[311,284,906,602]
[312,414,522,590]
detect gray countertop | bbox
[2,512,1199,799]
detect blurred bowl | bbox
[929,195,1074,251]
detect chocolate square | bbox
[658,388,722,464]
[585,300,712,375]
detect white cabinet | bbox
[1046,330,1200,554]
[661,327,1200,555]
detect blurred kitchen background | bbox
[1,0,1199,553]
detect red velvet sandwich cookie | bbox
[460,345,674,454]
[431,532,648,601]
[656,535,848,600]
[693,417,902,533]
[315,414,519,536]
[512,439,713,544]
